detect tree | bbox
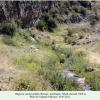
[0,22,16,37]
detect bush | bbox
[72,6,80,13]
[80,7,86,15]
[79,33,84,39]
[64,1,70,8]
[36,20,46,31]
[50,8,59,18]
[0,22,16,37]
[47,17,57,32]
[59,55,65,64]
[67,28,74,37]
[90,76,100,91]
[90,19,97,26]
[65,9,69,15]
[55,47,73,59]
[15,19,22,27]
[2,36,18,46]
[64,35,74,44]
[36,13,57,32]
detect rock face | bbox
[0,1,100,28]
[0,1,61,28]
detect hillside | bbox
[0,1,100,91]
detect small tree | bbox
[0,22,16,37]
[47,17,57,32]
[36,13,57,32]
[36,20,46,31]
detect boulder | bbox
[29,45,39,51]
[72,41,77,46]
[85,67,94,72]
[30,45,37,49]
[30,37,37,43]
[87,14,100,21]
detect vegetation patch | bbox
[0,22,16,37]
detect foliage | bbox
[28,62,36,70]
[72,6,80,13]
[90,76,100,91]
[2,36,18,46]
[36,13,57,32]
[15,19,22,27]
[90,19,97,26]
[64,35,74,44]
[55,47,88,74]
[36,20,46,31]
[64,1,70,8]
[0,22,16,37]
[80,6,86,15]
[67,28,74,37]
[50,8,59,18]
[79,33,84,39]
[72,6,86,15]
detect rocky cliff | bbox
[0,1,62,28]
[0,1,100,28]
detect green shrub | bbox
[55,47,73,58]
[36,20,46,31]
[59,7,66,14]
[72,6,80,13]
[36,13,57,32]
[38,66,81,91]
[79,33,84,39]
[67,28,74,37]
[59,55,65,64]
[50,8,59,18]
[29,32,35,38]
[47,17,57,32]
[23,33,30,40]
[90,76,100,91]
[80,7,86,15]
[2,36,18,46]
[64,35,68,43]
[64,35,74,44]
[65,9,69,15]
[0,22,16,37]
[90,19,97,26]
[48,70,81,90]
[64,1,70,8]
[15,19,22,27]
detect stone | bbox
[85,67,94,72]
[30,45,37,50]
[30,37,37,43]
[72,41,77,46]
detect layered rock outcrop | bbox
[0,1,61,27]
